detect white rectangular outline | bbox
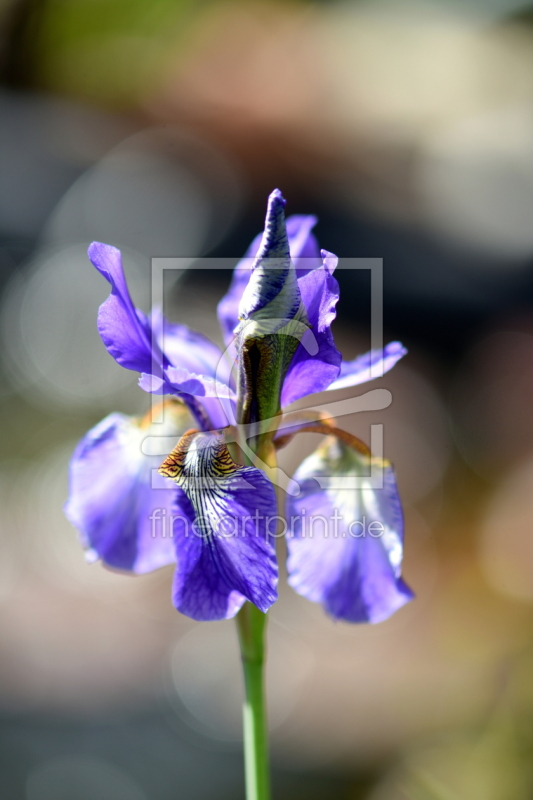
[148,257,386,488]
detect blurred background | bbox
[3,0,533,797]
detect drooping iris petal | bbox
[159,430,278,621]
[88,242,161,375]
[327,342,408,391]
[286,436,414,623]
[65,402,192,574]
[217,211,321,347]
[281,249,342,406]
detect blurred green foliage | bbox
[41,0,201,104]
[1,0,204,105]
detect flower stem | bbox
[236,602,271,800]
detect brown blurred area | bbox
[3,0,533,798]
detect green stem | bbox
[236,602,271,800]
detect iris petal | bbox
[327,342,407,391]
[149,307,228,382]
[159,430,278,621]
[89,243,233,429]
[88,242,159,375]
[281,250,342,406]
[286,436,413,623]
[65,403,192,574]
[139,367,235,400]
[139,367,236,430]
[286,215,321,275]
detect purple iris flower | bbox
[65,189,412,622]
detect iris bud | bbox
[236,190,310,429]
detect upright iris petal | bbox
[150,306,229,382]
[286,435,414,623]
[235,189,310,425]
[88,242,158,375]
[280,249,342,406]
[159,430,278,621]
[89,243,233,429]
[286,215,322,274]
[65,400,192,574]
